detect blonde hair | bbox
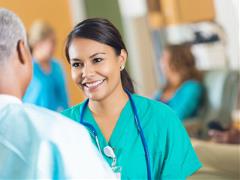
[28,20,54,48]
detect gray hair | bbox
[0,8,27,64]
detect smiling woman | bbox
[67,38,127,101]
[62,18,202,179]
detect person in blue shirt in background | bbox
[23,21,69,111]
[154,44,203,120]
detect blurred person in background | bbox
[62,18,201,179]
[0,8,116,179]
[154,44,203,121]
[23,20,68,111]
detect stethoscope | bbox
[79,90,152,180]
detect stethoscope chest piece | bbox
[103,146,117,167]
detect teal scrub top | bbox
[154,80,203,120]
[62,94,202,179]
[23,59,69,111]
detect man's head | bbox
[0,8,32,98]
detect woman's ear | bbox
[119,49,127,70]
[16,40,31,65]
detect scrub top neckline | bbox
[84,99,132,149]
[34,59,53,76]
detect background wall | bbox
[214,0,239,69]
[118,0,158,96]
[84,0,124,36]
[0,0,83,105]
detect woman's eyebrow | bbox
[89,52,106,59]
[70,58,82,62]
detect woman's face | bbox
[68,38,126,101]
[160,49,172,79]
[34,34,56,62]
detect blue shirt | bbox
[23,59,69,111]
[154,80,203,120]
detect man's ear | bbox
[16,40,30,64]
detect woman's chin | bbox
[84,91,106,102]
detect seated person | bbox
[154,44,203,120]
[0,8,116,179]
[23,20,69,111]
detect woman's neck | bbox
[33,52,51,73]
[89,85,129,117]
[162,74,182,101]
[39,61,51,73]
[88,84,129,142]
[167,73,182,89]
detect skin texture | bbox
[0,40,32,99]
[160,49,181,100]
[68,37,128,141]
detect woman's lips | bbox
[83,79,105,91]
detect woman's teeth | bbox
[85,80,104,88]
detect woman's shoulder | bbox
[177,80,203,95]
[133,93,164,106]
[61,102,85,121]
[132,94,182,135]
[132,94,179,121]
[181,80,203,89]
[51,59,63,68]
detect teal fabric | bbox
[62,94,202,179]
[23,59,69,111]
[154,80,203,120]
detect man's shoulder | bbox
[23,103,64,119]
[23,103,75,124]
[22,104,89,138]
[0,103,87,138]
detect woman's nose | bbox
[81,63,94,78]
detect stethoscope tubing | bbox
[126,91,152,180]
[79,91,152,180]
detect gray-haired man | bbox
[0,8,116,179]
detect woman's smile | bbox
[82,79,106,92]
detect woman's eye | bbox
[71,62,83,68]
[93,58,103,63]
